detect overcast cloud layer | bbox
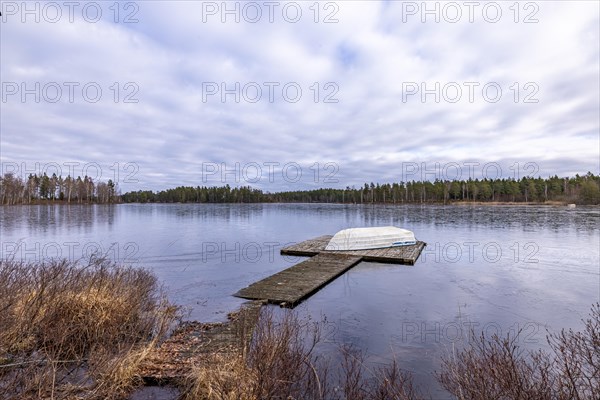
[1,0,599,192]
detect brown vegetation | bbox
[1,257,598,400]
[437,303,600,400]
[0,258,179,399]
[183,308,423,400]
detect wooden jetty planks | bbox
[279,235,332,256]
[235,236,426,308]
[342,242,426,264]
[235,252,363,306]
[281,236,426,265]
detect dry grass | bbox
[437,303,600,400]
[185,304,599,400]
[549,303,600,399]
[183,309,325,400]
[5,258,596,400]
[0,258,180,399]
[339,345,421,400]
[183,308,423,400]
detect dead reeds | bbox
[2,256,597,400]
[437,303,600,400]
[183,307,423,400]
[0,258,179,399]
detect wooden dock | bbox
[280,235,426,265]
[235,236,426,307]
[235,252,362,307]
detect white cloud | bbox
[1,1,598,191]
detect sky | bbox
[1,0,599,192]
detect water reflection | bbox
[0,204,118,235]
[1,203,598,398]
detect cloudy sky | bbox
[1,0,599,192]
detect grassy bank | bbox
[1,259,598,399]
[0,258,180,399]
[182,305,599,400]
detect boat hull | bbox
[325,226,417,251]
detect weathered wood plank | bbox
[235,236,426,309]
[281,237,426,265]
[280,235,332,257]
[235,253,363,307]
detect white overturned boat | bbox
[325,226,417,251]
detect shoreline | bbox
[1,201,593,207]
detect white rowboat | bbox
[325,226,417,251]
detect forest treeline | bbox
[0,173,118,205]
[2,172,599,206]
[120,173,600,205]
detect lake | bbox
[1,203,598,398]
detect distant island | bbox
[1,172,599,206]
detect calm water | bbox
[1,203,599,398]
